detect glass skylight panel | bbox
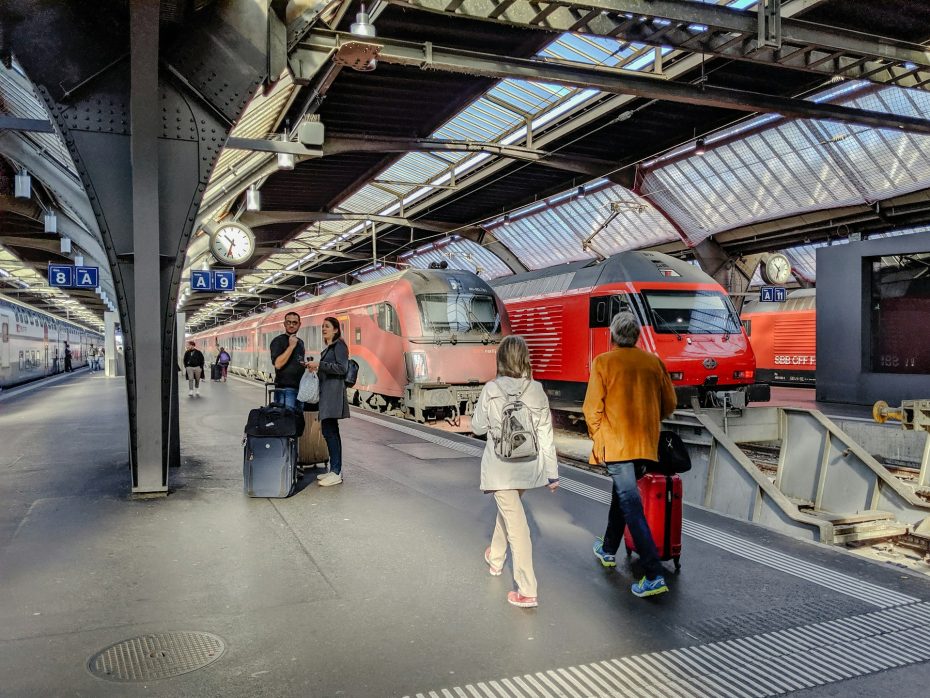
[402,237,511,279]
[380,152,447,184]
[353,265,400,282]
[340,185,396,213]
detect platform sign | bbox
[74,266,99,289]
[48,264,74,288]
[190,269,213,292]
[760,286,787,302]
[212,269,235,292]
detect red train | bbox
[740,290,816,386]
[189,268,509,430]
[490,250,769,409]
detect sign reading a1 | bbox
[212,269,235,292]
[48,264,74,288]
[190,269,213,292]
[74,266,99,288]
[760,286,787,302]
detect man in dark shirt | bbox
[183,340,206,397]
[269,311,306,409]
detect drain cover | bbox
[88,631,226,682]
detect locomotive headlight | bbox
[669,371,684,381]
[405,351,429,383]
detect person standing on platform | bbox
[98,346,105,374]
[217,346,231,382]
[63,341,73,372]
[89,345,98,373]
[583,312,677,598]
[304,316,349,487]
[472,335,559,609]
[270,312,305,410]
[183,340,205,397]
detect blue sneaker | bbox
[593,539,617,568]
[632,575,669,598]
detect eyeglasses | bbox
[284,320,300,325]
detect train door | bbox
[0,310,11,370]
[588,294,634,367]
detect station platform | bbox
[3,374,930,696]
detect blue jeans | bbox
[274,388,299,410]
[602,461,664,580]
[321,418,342,475]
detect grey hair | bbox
[610,312,640,347]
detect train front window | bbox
[416,294,501,337]
[642,291,741,335]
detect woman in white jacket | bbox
[472,335,559,609]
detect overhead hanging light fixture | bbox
[277,151,296,170]
[73,254,84,267]
[503,214,511,226]
[14,168,31,199]
[577,185,585,198]
[60,236,72,255]
[694,137,707,156]
[44,210,57,234]
[246,184,261,211]
[350,4,378,71]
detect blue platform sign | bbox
[190,269,213,292]
[74,266,99,289]
[48,264,74,288]
[760,286,787,302]
[212,269,235,292]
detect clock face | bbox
[211,224,255,265]
[764,253,792,285]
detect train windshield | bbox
[416,293,502,337]
[641,290,742,335]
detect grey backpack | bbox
[492,382,538,461]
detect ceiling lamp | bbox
[14,168,31,199]
[44,210,57,233]
[694,137,707,156]
[503,214,511,226]
[577,185,585,198]
[60,236,72,255]
[350,4,377,71]
[277,151,296,170]
[74,255,84,266]
[246,185,261,211]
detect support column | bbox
[692,238,763,313]
[104,310,121,377]
[129,0,165,493]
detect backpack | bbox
[344,359,359,388]
[491,381,538,461]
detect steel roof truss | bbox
[385,0,930,91]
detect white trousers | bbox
[487,489,537,598]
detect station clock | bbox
[761,253,792,285]
[209,222,255,266]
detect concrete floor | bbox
[1,373,930,697]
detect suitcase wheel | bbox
[673,556,681,572]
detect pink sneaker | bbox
[484,547,503,576]
[507,591,538,608]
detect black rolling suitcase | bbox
[243,403,305,498]
[211,364,223,381]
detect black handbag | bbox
[654,430,691,475]
[245,404,305,438]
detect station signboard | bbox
[74,266,99,288]
[190,269,236,292]
[48,264,74,288]
[760,286,787,302]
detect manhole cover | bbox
[87,631,226,682]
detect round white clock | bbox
[210,222,255,266]
[761,252,792,285]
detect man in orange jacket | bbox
[583,312,677,598]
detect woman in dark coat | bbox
[305,316,349,486]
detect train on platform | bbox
[0,293,102,389]
[490,250,770,410]
[189,268,509,430]
[740,289,817,387]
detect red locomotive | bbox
[491,250,768,409]
[740,289,816,386]
[189,268,509,430]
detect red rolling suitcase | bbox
[624,473,683,571]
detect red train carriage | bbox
[190,268,509,430]
[740,290,816,386]
[491,251,768,410]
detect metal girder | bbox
[0,116,55,133]
[239,209,465,234]
[385,0,930,91]
[225,134,615,175]
[296,30,930,135]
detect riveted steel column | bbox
[130,0,165,492]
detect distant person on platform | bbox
[216,346,231,382]
[63,341,73,372]
[583,312,677,599]
[98,346,105,374]
[183,340,206,398]
[270,311,305,410]
[89,345,99,373]
[304,316,349,487]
